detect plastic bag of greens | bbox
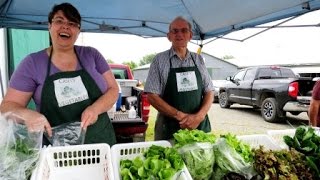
[177,142,215,180]
[173,129,217,180]
[0,113,43,180]
[212,138,256,180]
[45,121,85,146]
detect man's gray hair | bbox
[169,16,192,31]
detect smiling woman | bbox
[0,2,119,147]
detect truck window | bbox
[258,68,296,79]
[112,69,128,79]
[258,68,282,78]
[243,69,256,81]
[280,68,296,78]
[258,68,275,78]
[233,70,246,81]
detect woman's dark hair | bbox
[48,3,81,27]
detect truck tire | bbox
[219,92,230,108]
[261,98,284,123]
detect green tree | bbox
[123,61,138,69]
[139,53,157,66]
[107,59,114,63]
[221,55,234,60]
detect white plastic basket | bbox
[267,129,296,149]
[111,140,193,180]
[238,134,282,150]
[31,143,113,180]
[267,127,320,149]
[117,79,138,97]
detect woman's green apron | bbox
[40,48,116,146]
[155,54,211,140]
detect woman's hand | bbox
[8,111,52,137]
[81,105,99,130]
[26,114,52,136]
[0,88,52,136]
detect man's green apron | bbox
[155,54,211,140]
[40,48,116,146]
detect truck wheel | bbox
[219,92,230,108]
[261,98,283,123]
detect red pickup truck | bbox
[109,64,151,142]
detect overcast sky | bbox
[75,10,320,67]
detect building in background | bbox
[132,52,239,83]
[284,64,320,79]
[201,53,239,80]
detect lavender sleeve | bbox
[10,54,38,92]
[91,47,110,74]
[76,46,111,93]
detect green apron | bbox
[155,54,211,140]
[40,48,116,146]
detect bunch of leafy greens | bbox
[212,138,256,180]
[253,146,314,179]
[0,119,41,180]
[221,133,254,163]
[120,145,184,180]
[173,129,216,148]
[283,125,320,179]
[178,142,215,180]
[173,129,216,180]
[0,136,39,179]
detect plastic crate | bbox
[267,127,320,149]
[31,143,113,180]
[111,140,193,180]
[117,79,138,97]
[267,129,296,149]
[238,134,282,150]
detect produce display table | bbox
[29,127,319,180]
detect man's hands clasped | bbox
[175,111,203,130]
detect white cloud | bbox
[76,33,173,63]
[76,10,320,66]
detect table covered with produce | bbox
[1,112,319,180]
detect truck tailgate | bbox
[297,78,315,96]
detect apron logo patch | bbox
[176,71,198,92]
[61,86,80,97]
[54,76,89,107]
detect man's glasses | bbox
[170,28,191,34]
[51,18,80,29]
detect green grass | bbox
[146,106,157,141]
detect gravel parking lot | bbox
[208,103,309,136]
[146,103,310,141]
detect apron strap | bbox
[46,47,85,78]
[169,52,197,69]
[190,54,197,67]
[46,47,53,78]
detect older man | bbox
[144,16,214,140]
